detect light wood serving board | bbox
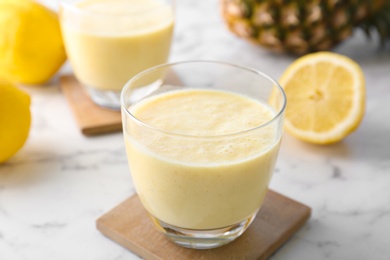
[60,75,122,136]
[60,71,182,136]
[97,190,311,260]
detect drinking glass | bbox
[121,61,286,249]
[59,0,174,109]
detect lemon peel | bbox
[0,79,31,163]
[0,0,66,84]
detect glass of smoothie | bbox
[59,0,174,109]
[121,61,286,249]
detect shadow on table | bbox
[281,118,390,165]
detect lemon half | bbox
[279,52,365,144]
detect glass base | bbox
[150,213,257,249]
[85,86,121,110]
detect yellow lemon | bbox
[278,52,365,144]
[0,79,31,163]
[0,0,66,84]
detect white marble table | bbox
[1,1,390,259]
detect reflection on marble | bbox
[1,0,390,259]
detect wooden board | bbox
[60,75,122,136]
[96,190,311,260]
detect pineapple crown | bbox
[359,0,390,46]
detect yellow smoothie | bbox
[124,89,281,229]
[60,0,174,90]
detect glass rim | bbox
[121,60,287,139]
[58,0,175,17]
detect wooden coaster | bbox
[96,190,311,259]
[60,75,122,136]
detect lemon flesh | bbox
[0,0,66,84]
[279,52,365,144]
[0,80,31,163]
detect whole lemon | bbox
[0,0,66,84]
[0,79,31,163]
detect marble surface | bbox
[1,0,390,259]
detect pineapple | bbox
[220,0,390,54]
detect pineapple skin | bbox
[220,0,386,55]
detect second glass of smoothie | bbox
[59,0,174,109]
[121,61,286,249]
